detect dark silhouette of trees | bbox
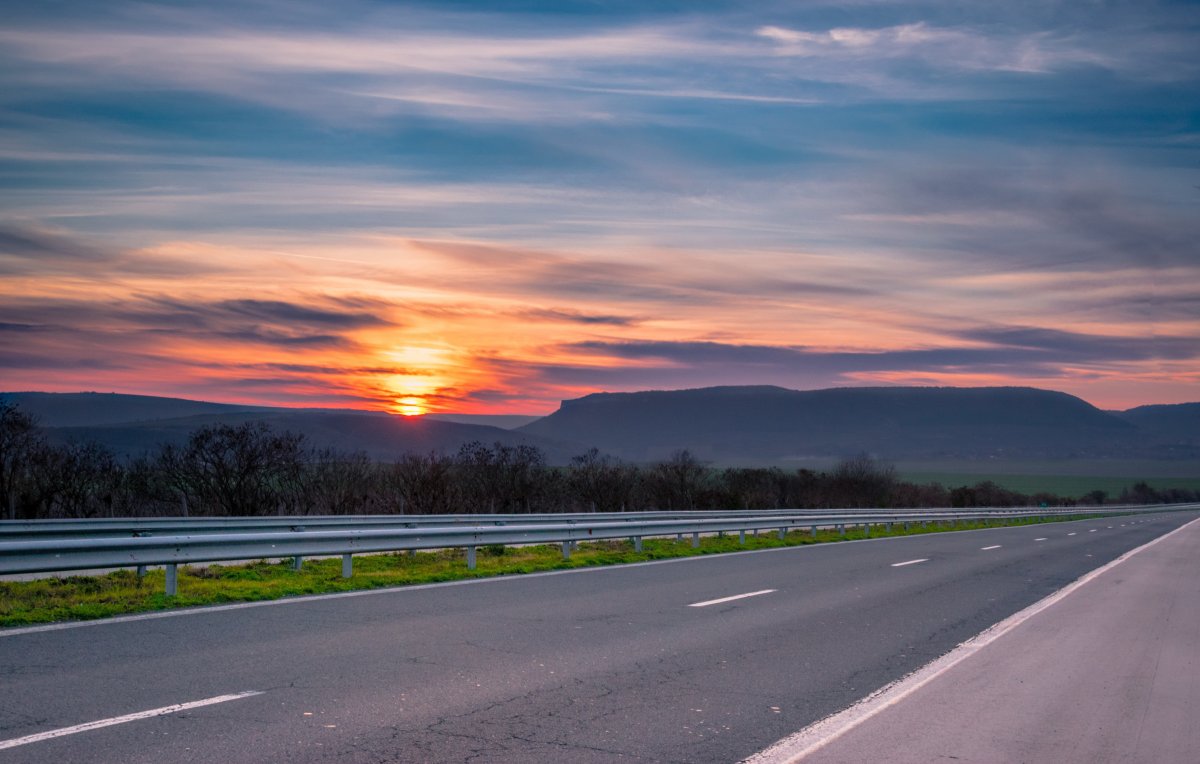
[388,452,458,515]
[649,450,708,510]
[156,422,307,515]
[34,441,122,518]
[828,452,897,507]
[454,441,554,513]
[0,400,46,519]
[567,448,640,512]
[721,467,788,510]
[304,448,378,515]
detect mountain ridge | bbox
[519,385,1195,463]
[4,387,1197,466]
[1,392,575,462]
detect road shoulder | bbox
[752,517,1200,764]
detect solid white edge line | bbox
[0,691,263,751]
[689,589,776,608]
[890,559,927,567]
[741,516,1200,764]
[980,545,1001,550]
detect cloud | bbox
[0,292,398,354]
[411,239,877,309]
[565,328,1200,376]
[953,326,1200,362]
[0,226,103,262]
[516,308,641,326]
[176,297,392,331]
[846,161,1200,273]
[754,22,1093,73]
[0,224,233,278]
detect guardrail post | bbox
[739,530,746,545]
[778,527,786,540]
[886,522,893,532]
[863,523,871,538]
[292,556,303,571]
[633,536,643,552]
[341,554,352,578]
[466,545,477,570]
[676,533,684,542]
[136,564,147,578]
[810,525,817,537]
[838,523,846,536]
[692,532,700,548]
[561,541,571,560]
[164,564,177,596]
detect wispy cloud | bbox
[755,22,1109,74]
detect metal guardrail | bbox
[0,506,1140,540]
[3,504,1196,595]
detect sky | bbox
[1,0,1198,415]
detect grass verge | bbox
[1,514,1102,627]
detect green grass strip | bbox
[0,514,1109,626]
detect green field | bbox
[898,471,1200,498]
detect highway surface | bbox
[765,512,1200,764]
[1,510,1196,763]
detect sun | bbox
[395,396,427,417]
[380,346,458,416]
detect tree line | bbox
[2,401,1194,519]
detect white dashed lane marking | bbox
[981,545,1002,550]
[688,589,776,608]
[0,692,263,751]
[891,559,929,567]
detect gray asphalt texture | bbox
[1,510,1195,763]
[802,514,1200,764]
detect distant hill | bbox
[425,413,542,430]
[6,387,1198,467]
[518,385,1192,463]
[1115,403,1200,451]
[1,391,273,427]
[2,392,576,462]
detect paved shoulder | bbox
[791,518,1200,764]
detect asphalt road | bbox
[1,510,1195,763]
[780,513,1200,764]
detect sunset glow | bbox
[1,2,1197,413]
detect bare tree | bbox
[156,422,307,516]
[37,441,121,518]
[829,452,897,507]
[454,441,553,513]
[567,448,641,512]
[305,448,378,515]
[649,450,708,510]
[387,452,459,514]
[0,400,45,519]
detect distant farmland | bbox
[899,471,1200,498]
